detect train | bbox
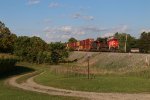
[66,37,119,52]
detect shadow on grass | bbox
[0,66,35,80]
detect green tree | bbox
[0,34,17,53]
[14,36,30,61]
[0,21,69,64]
[49,42,68,64]
[0,21,11,36]
[0,21,17,53]
[114,32,136,52]
[139,32,150,53]
[68,37,77,43]
[14,36,48,63]
[37,51,51,64]
[96,37,107,43]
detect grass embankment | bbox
[34,52,150,93]
[0,62,83,100]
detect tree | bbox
[0,21,17,53]
[14,36,30,61]
[139,32,150,53]
[114,32,136,52]
[14,36,48,63]
[14,37,69,64]
[0,34,17,53]
[0,21,69,64]
[96,37,107,43]
[0,21,11,36]
[49,42,68,64]
[37,51,51,64]
[68,37,77,43]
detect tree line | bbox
[68,33,150,53]
[0,21,68,64]
[114,32,150,53]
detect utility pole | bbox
[125,34,128,53]
[87,53,91,79]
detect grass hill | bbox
[68,51,150,74]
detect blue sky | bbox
[0,0,150,42]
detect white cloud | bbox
[61,34,70,39]
[74,30,85,35]
[49,2,60,8]
[101,25,129,38]
[44,25,86,36]
[43,19,52,24]
[83,16,94,20]
[43,25,129,42]
[141,29,150,33]
[28,0,40,5]
[60,26,72,33]
[112,25,128,33]
[102,32,114,38]
[45,31,71,42]
[72,13,94,21]
[72,13,81,19]
[82,26,107,32]
[43,25,87,42]
[43,25,110,42]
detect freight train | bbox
[66,37,119,52]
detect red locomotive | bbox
[66,37,119,52]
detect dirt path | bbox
[6,72,150,100]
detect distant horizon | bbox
[0,0,150,42]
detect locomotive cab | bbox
[107,37,119,51]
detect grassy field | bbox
[34,52,150,93]
[1,51,150,100]
[0,62,84,100]
[35,69,150,93]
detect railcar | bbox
[66,37,119,52]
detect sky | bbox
[0,0,150,42]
